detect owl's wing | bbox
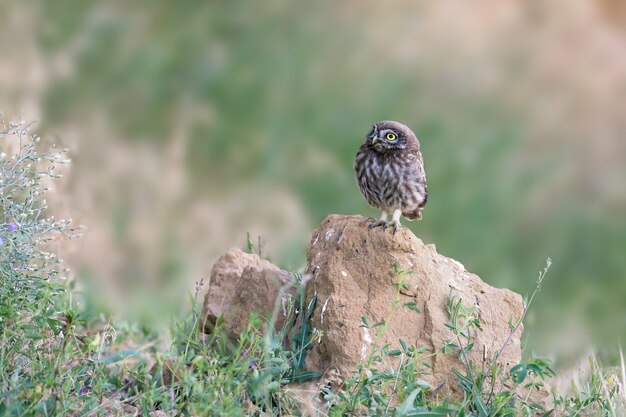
[414,149,428,207]
[415,149,426,183]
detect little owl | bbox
[354,120,427,233]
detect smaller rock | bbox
[201,249,297,339]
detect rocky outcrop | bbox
[304,215,528,398]
[201,215,547,401]
[201,249,297,338]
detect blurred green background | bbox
[1,0,625,365]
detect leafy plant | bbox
[0,120,84,415]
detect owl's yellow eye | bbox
[386,132,397,141]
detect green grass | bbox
[2,264,625,416]
[2,122,625,416]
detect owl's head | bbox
[365,120,418,152]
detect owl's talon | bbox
[392,224,399,234]
[368,220,387,230]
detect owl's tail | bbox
[402,208,423,221]
[403,189,427,221]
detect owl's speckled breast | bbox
[355,150,401,210]
[354,147,426,214]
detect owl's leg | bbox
[368,211,389,230]
[391,209,402,234]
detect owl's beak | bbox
[369,125,379,144]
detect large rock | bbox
[201,249,296,338]
[304,215,530,398]
[200,216,548,403]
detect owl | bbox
[354,120,427,233]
